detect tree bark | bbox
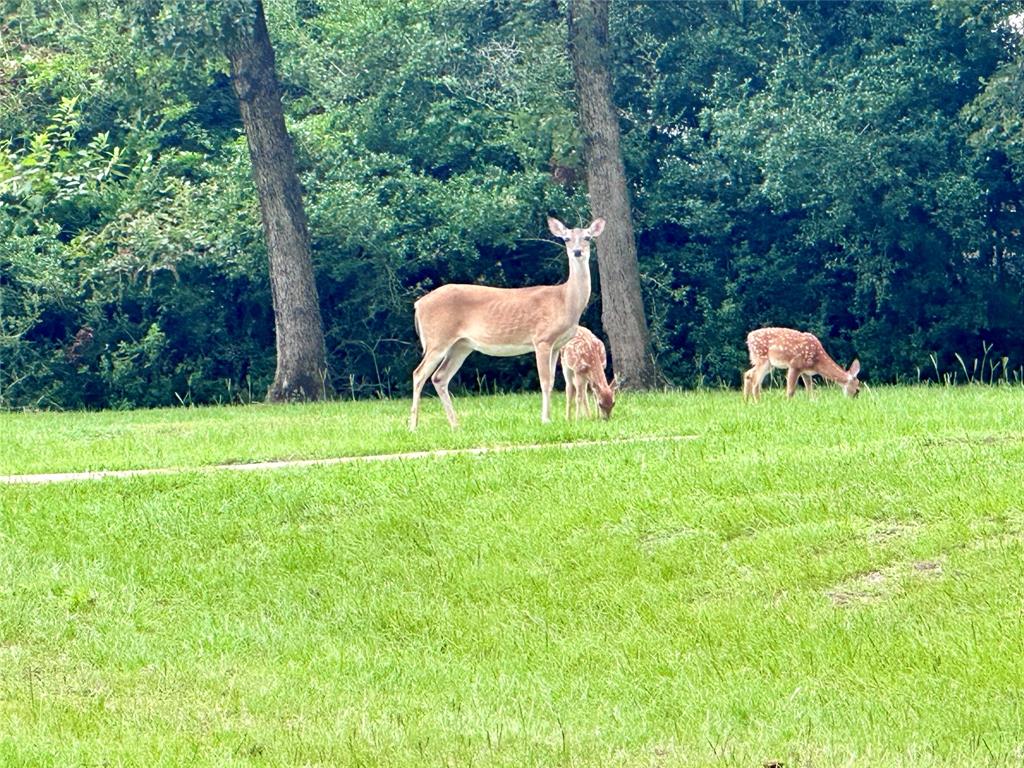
[225,0,330,401]
[566,0,659,389]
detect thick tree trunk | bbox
[225,1,330,401]
[567,0,659,390]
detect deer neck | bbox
[816,354,851,384]
[562,256,592,321]
[587,361,611,393]
[591,372,615,413]
[593,379,614,401]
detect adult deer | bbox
[561,326,616,420]
[409,216,606,430]
[743,327,860,402]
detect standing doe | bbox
[409,216,605,430]
[743,327,860,401]
[561,326,616,420]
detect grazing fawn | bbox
[409,216,605,429]
[743,327,860,401]
[561,326,616,420]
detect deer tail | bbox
[413,306,425,351]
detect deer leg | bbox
[431,342,472,429]
[550,348,562,418]
[801,373,815,398]
[564,363,576,421]
[743,367,756,401]
[750,360,772,402]
[571,373,585,421]
[535,343,556,424]
[580,378,592,418]
[410,348,447,430]
[785,367,801,398]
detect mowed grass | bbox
[1,386,1023,766]
[2,390,694,476]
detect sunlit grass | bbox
[2,384,1022,475]
[2,390,694,475]
[1,386,1023,765]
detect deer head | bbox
[548,216,605,261]
[842,359,861,398]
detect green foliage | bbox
[0,92,270,407]
[285,0,585,396]
[2,0,1023,407]
[617,0,1024,385]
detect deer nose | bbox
[573,249,582,258]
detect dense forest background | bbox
[1,0,1022,409]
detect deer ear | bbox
[587,218,606,237]
[547,217,569,238]
[848,359,861,378]
[611,374,620,391]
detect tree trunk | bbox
[567,0,659,390]
[225,0,330,401]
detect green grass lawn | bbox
[1,386,1023,766]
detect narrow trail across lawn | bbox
[1,434,697,485]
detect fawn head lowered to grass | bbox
[561,326,616,420]
[409,216,606,430]
[743,327,860,402]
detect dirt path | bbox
[1,434,696,486]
